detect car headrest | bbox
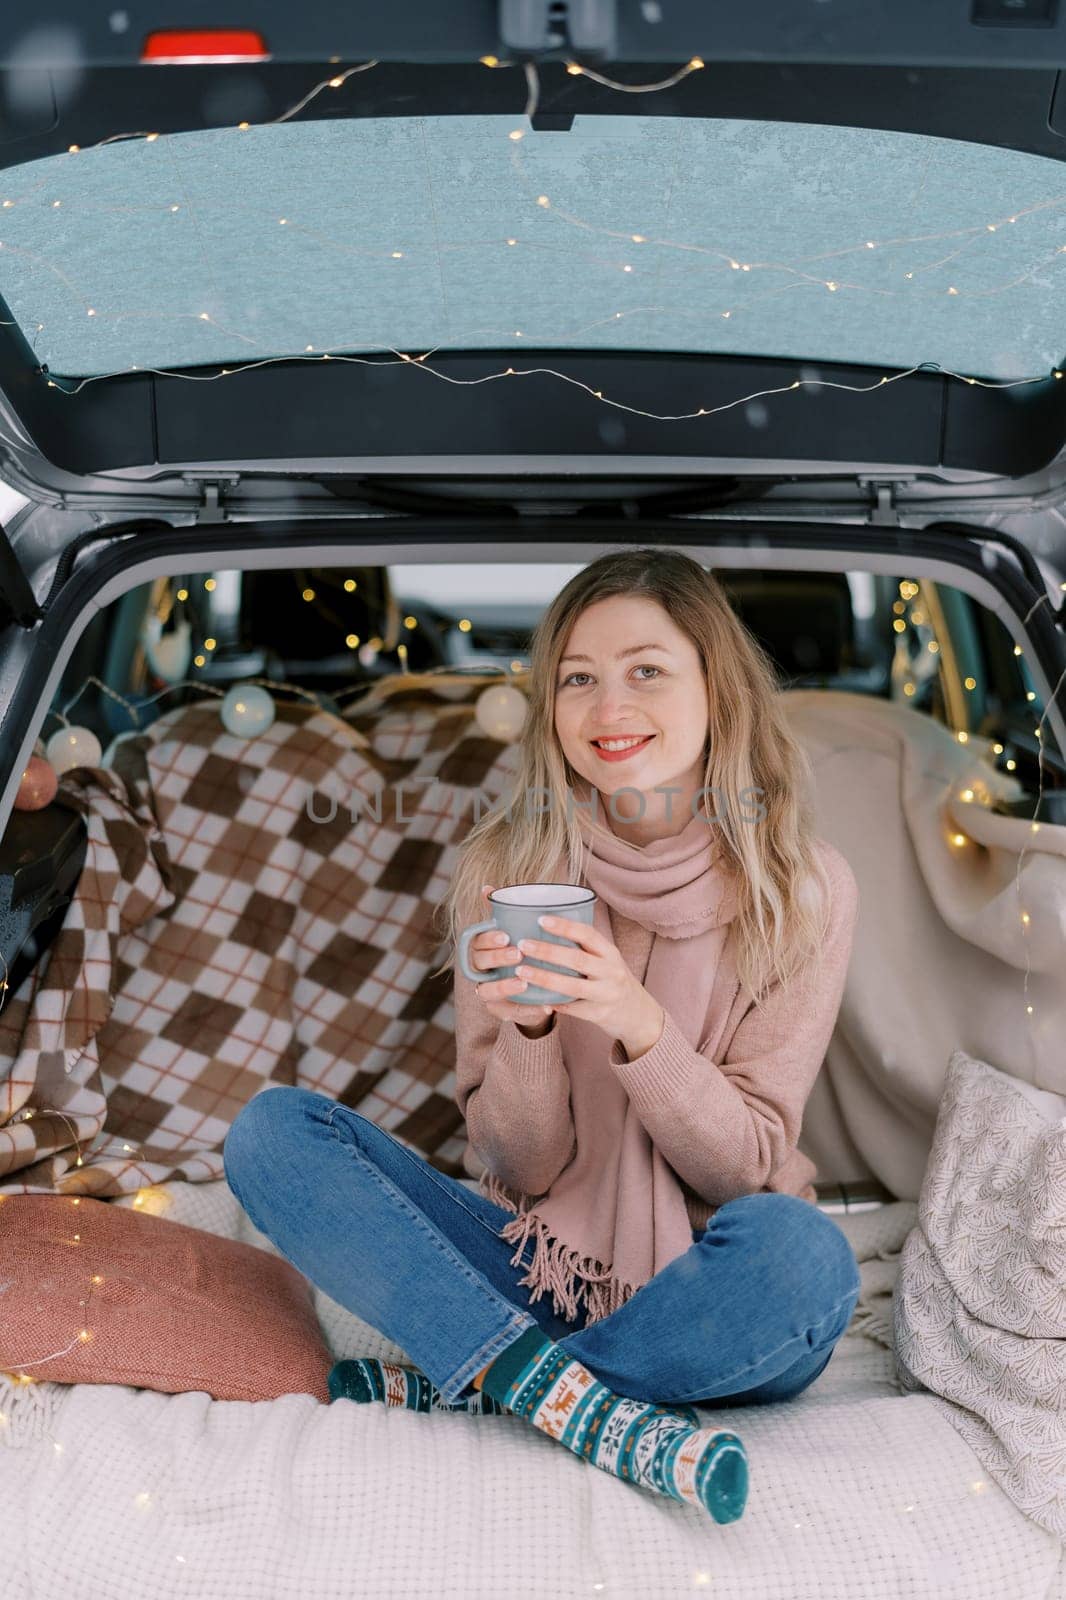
[719,570,855,684]
[239,567,399,660]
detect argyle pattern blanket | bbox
[0,679,519,1196]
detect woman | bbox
[222,547,861,1526]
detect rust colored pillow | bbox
[0,1194,331,1403]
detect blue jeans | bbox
[222,1086,861,1409]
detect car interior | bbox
[5,549,1057,1119]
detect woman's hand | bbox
[511,913,665,1058]
[465,886,555,1035]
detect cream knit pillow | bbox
[893,1047,1066,1539]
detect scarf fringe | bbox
[479,1169,640,1326]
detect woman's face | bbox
[553,595,711,820]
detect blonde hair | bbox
[431,547,835,1008]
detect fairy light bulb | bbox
[475,683,528,743]
[14,755,58,811]
[44,726,103,775]
[220,685,275,738]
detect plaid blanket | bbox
[0,680,519,1196]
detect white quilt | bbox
[2,1182,1064,1600]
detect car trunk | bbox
[2,16,1066,1581]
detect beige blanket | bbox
[781,691,1066,1199]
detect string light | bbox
[499,115,1066,306]
[558,57,706,93]
[6,68,1066,401]
[40,349,1057,426]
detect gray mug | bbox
[457,883,597,1005]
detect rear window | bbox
[48,560,1051,802]
[3,115,1063,381]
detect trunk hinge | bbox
[863,480,901,527]
[499,0,616,57]
[184,473,239,524]
[0,519,43,629]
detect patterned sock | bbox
[477,1328,749,1523]
[328,1358,509,1415]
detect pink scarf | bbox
[478,784,743,1325]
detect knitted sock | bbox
[477,1328,748,1523]
[327,1354,702,1428]
[328,1357,509,1415]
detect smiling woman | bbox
[0,113,1064,380]
[553,601,711,847]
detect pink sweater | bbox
[453,843,860,1236]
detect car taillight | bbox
[140,29,271,64]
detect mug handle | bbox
[458,918,504,984]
